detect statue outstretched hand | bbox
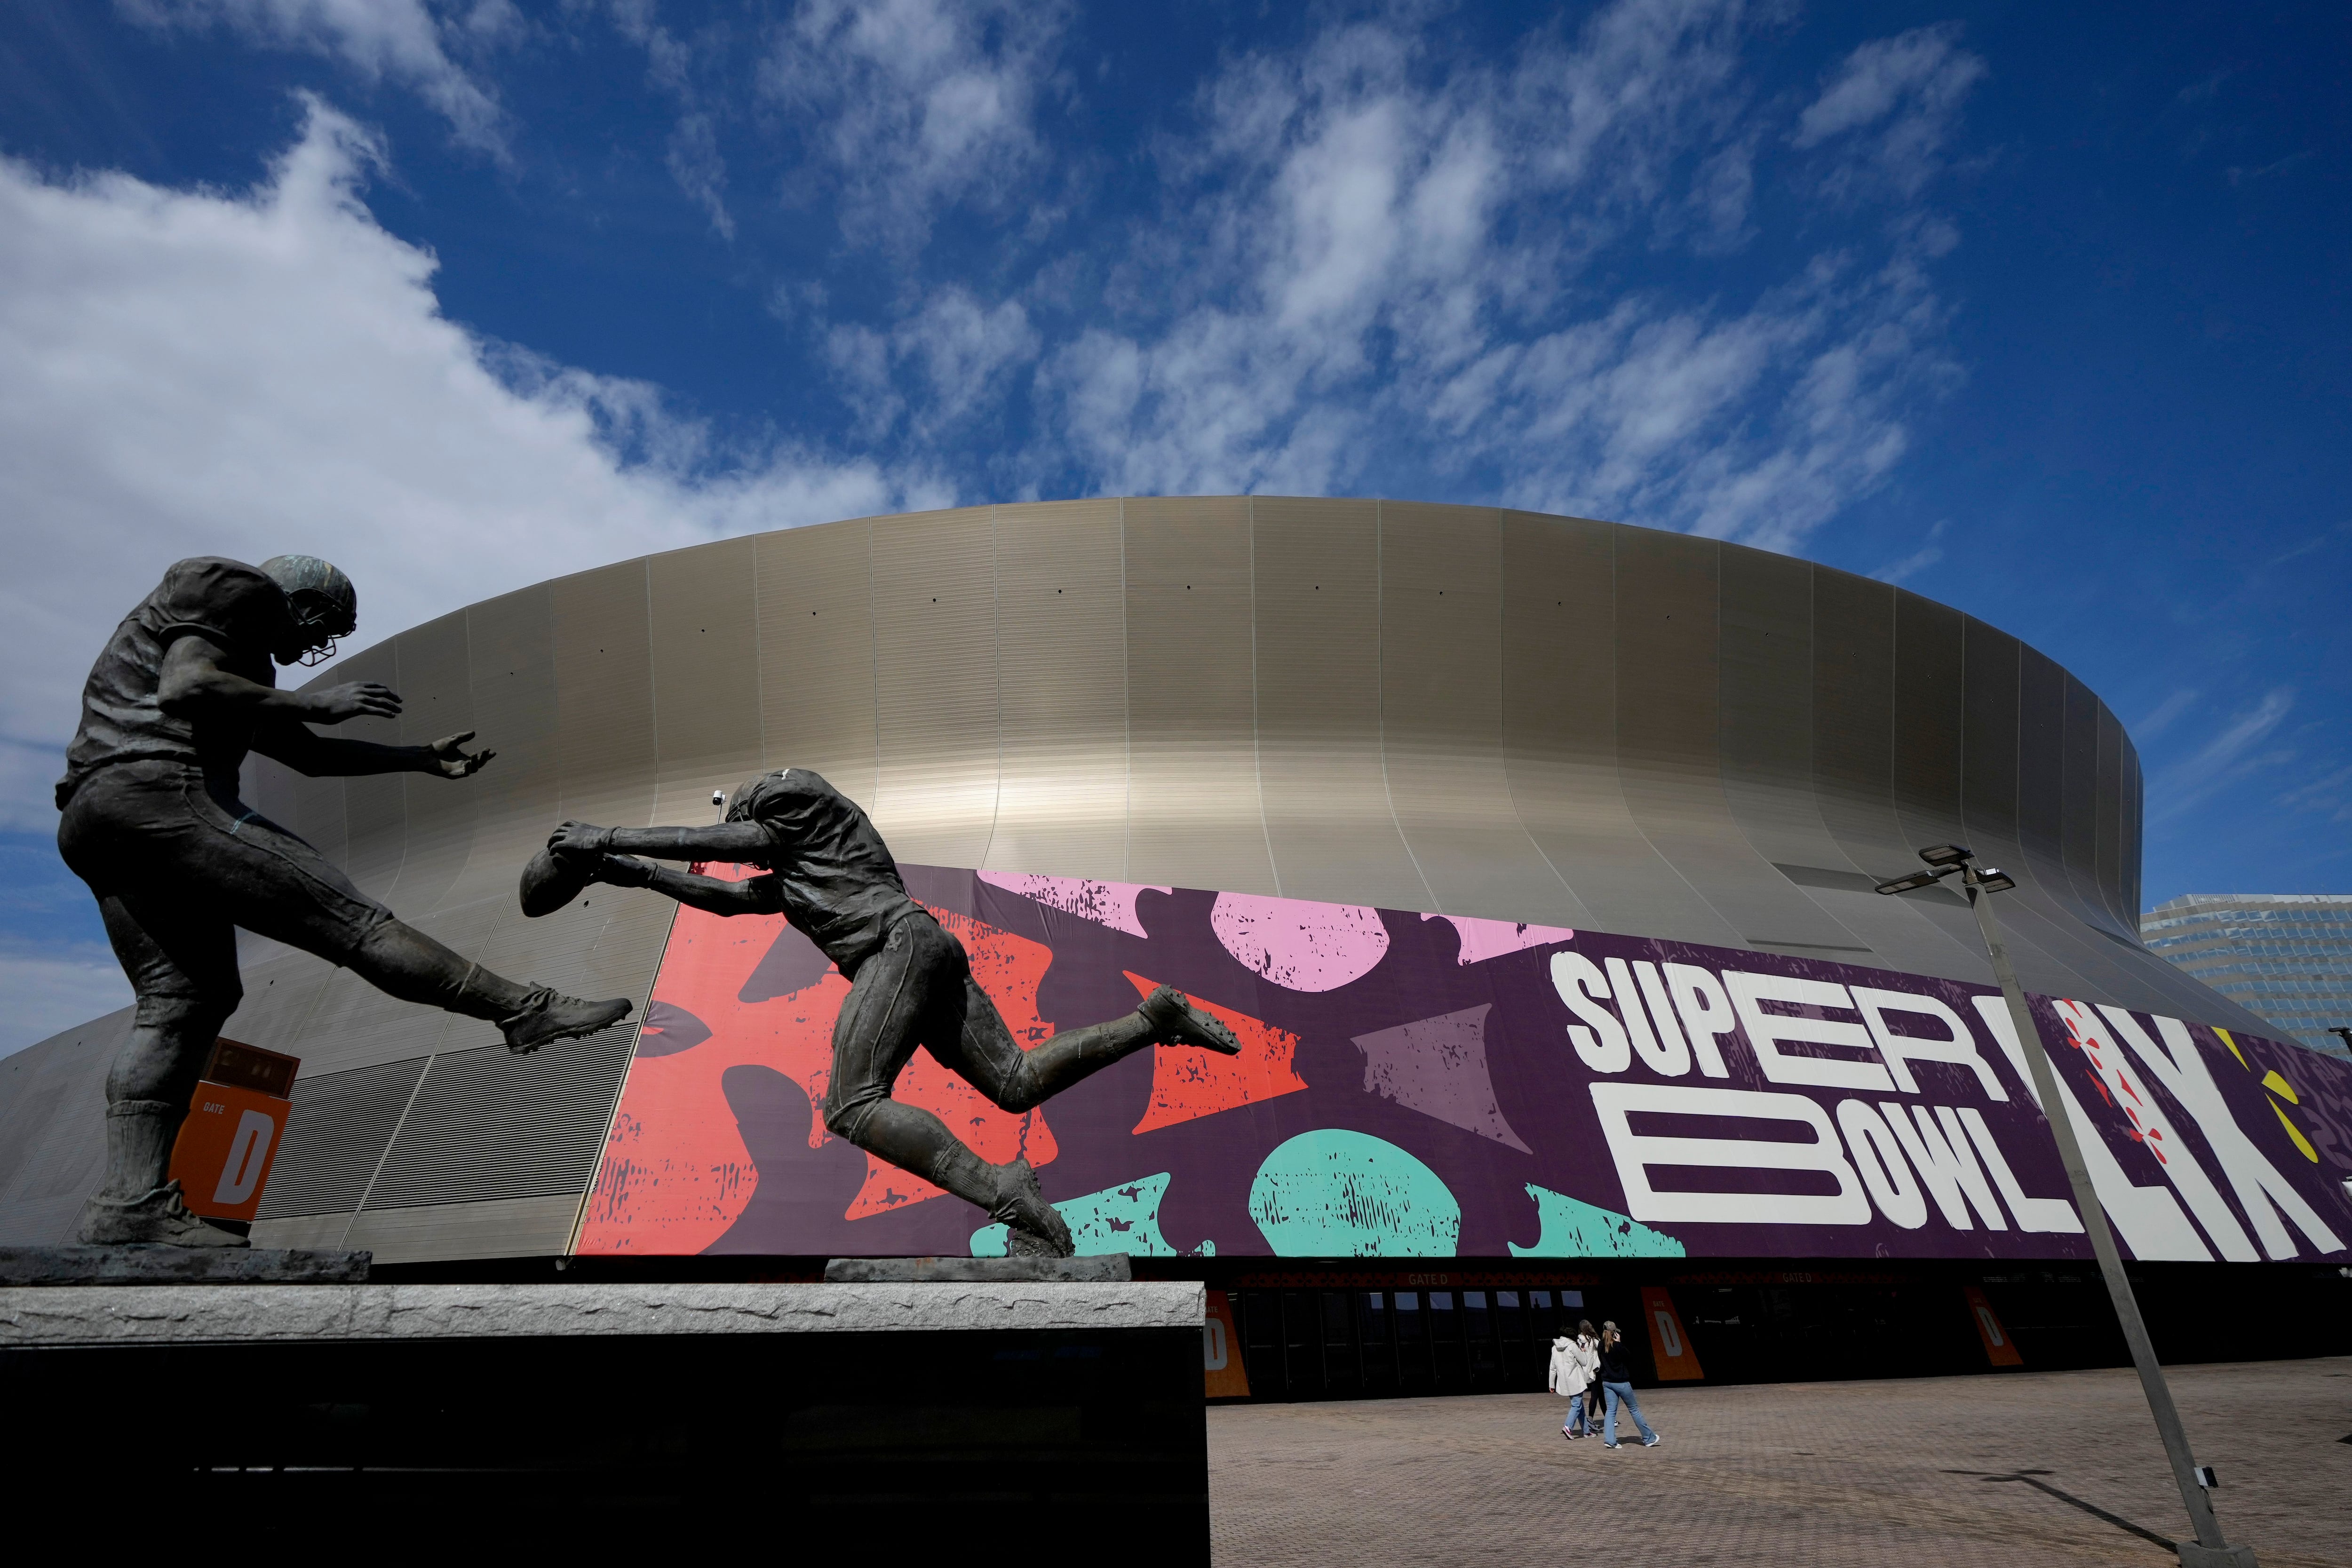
[547,820,614,857]
[423,731,496,779]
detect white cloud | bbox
[0,941,131,1061]
[605,0,738,239]
[121,0,513,154]
[828,288,1039,441]
[1022,0,1967,549]
[761,0,1073,249]
[667,112,733,239]
[1793,23,1986,199]
[2148,688,2297,826]
[1871,520,1947,584]
[2278,764,2352,827]
[0,98,949,830]
[2133,686,2201,742]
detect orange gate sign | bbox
[1640,1286,1704,1380]
[1203,1289,1251,1399]
[166,1039,299,1222]
[1963,1286,2024,1367]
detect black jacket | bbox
[1597,1340,1636,1384]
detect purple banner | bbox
[580,867,2352,1265]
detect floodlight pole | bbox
[1959,862,2251,1567]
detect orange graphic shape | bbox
[579,865,837,1256]
[578,883,1073,1251]
[1125,972,1308,1134]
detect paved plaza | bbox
[1208,1356,2352,1567]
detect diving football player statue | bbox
[56,556,634,1249]
[529,769,1241,1255]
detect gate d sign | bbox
[166,1078,294,1223]
[1963,1286,2024,1367]
[1203,1289,1251,1399]
[1640,1287,1704,1380]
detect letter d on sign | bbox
[213,1108,276,1206]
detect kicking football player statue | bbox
[529,769,1241,1255]
[56,556,634,1248]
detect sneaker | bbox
[74,1180,249,1248]
[1603,1441,1620,1449]
[1139,985,1242,1055]
[989,1157,1074,1256]
[1644,1434,1662,1447]
[500,988,634,1054]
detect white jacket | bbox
[1547,1336,1596,1396]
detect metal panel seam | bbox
[640,562,659,828]
[750,531,769,785]
[980,503,1005,871]
[866,518,881,805]
[377,636,413,905]
[1494,512,1583,912]
[1119,497,1133,882]
[1740,544,1876,949]
[1375,497,1440,913]
[1248,495,1282,898]
[340,1052,436,1247]
[1610,528,1742,941]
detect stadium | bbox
[4,497,2347,1397]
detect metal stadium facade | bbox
[5,498,2347,1394]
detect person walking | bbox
[1547,1330,1591,1439]
[1595,1320,1661,1449]
[1568,1319,1600,1437]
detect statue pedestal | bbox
[0,1243,370,1285]
[824,1253,1134,1282]
[0,1279,1209,1556]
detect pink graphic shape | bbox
[1421,913,1578,966]
[1210,893,1390,992]
[1351,1003,1532,1152]
[977,872,1172,938]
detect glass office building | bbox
[2142,894,2352,1059]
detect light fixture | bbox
[1887,839,2248,1563]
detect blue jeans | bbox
[1602,1381,1654,1444]
[1564,1390,1591,1432]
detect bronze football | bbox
[518,847,593,918]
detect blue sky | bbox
[0,1,2345,1054]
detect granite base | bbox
[0,1244,370,1286]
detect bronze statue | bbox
[529,769,1240,1254]
[56,556,633,1249]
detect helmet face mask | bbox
[282,589,355,666]
[257,555,358,667]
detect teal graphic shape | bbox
[1246,1130,1461,1257]
[1509,1183,1685,1258]
[970,1170,1216,1258]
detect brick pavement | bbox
[1207,1356,2352,1567]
